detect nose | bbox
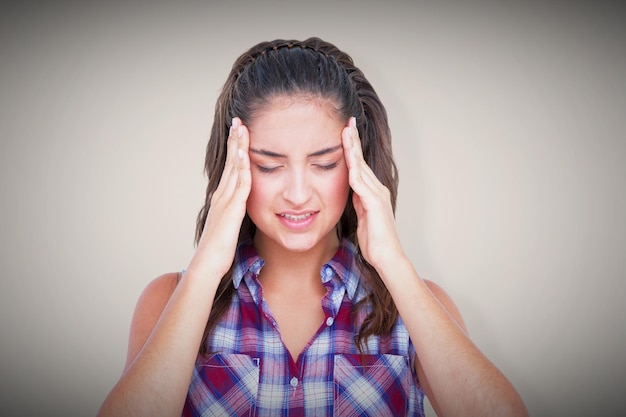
[282,169,313,206]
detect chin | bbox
[278,235,320,253]
[253,225,339,255]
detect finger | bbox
[341,118,360,171]
[225,117,242,167]
[215,118,247,198]
[348,117,365,161]
[217,120,239,188]
[342,124,368,194]
[236,119,250,164]
[342,120,380,192]
[222,120,251,198]
[342,121,393,217]
[235,123,251,194]
[343,118,374,173]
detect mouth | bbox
[279,212,314,221]
[277,211,320,229]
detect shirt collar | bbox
[232,239,264,290]
[322,238,361,300]
[231,238,362,300]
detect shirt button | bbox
[326,317,334,326]
[290,377,298,387]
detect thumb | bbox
[352,193,365,219]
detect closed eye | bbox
[256,165,282,173]
[315,162,338,171]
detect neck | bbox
[253,233,340,291]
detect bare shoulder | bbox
[423,279,468,333]
[124,272,180,370]
[136,272,180,308]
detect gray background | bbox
[1,0,625,416]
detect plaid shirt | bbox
[183,238,424,416]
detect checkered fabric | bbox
[183,238,424,416]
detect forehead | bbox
[247,96,345,152]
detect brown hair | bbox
[195,37,399,354]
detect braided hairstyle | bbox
[195,37,399,354]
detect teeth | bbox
[281,213,312,221]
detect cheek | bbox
[326,168,350,206]
[247,173,268,211]
[246,172,284,217]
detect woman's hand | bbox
[342,118,529,417]
[341,117,403,270]
[97,120,251,417]
[191,117,251,277]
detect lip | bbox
[276,211,318,230]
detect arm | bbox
[97,118,251,417]
[341,118,528,417]
[380,260,527,416]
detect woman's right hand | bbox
[189,117,251,278]
[98,119,252,417]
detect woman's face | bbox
[246,96,350,255]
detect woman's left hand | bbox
[342,120,529,417]
[342,117,404,270]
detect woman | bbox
[98,37,529,416]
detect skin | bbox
[341,116,528,416]
[97,95,529,417]
[245,97,351,358]
[246,96,350,257]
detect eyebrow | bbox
[249,144,342,158]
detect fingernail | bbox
[237,126,243,138]
[351,117,357,128]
